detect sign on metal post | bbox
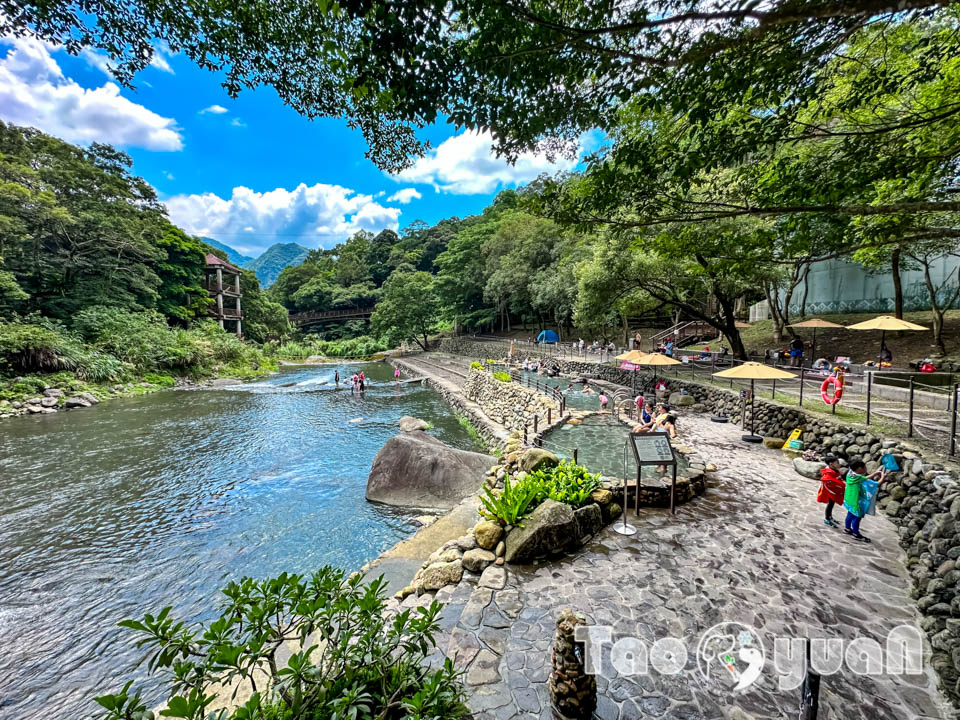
[628,432,679,514]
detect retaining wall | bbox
[463,366,560,435]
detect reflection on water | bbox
[544,413,689,480]
[0,361,477,718]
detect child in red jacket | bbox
[818,455,846,527]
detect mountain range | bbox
[201,238,310,287]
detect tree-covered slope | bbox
[246,243,310,287]
[202,238,254,268]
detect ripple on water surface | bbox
[0,362,480,718]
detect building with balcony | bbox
[204,253,243,337]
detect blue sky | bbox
[0,37,588,257]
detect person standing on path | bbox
[843,459,885,542]
[817,455,846,527]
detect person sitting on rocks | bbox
[632,401,655,432]
[817,455,846,528]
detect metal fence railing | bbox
[452,339,960,456]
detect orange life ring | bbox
[821,376,843,405]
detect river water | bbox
[0,362,478,718]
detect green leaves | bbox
[101,568,468,720]
[480,460,603,525]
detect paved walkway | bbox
[411,415,955,720]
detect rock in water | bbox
[366,432,495,509]
[398,416,430,432]
[504,499,577,563]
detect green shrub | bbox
[268,335,390,359]
[470,361,483,370]
[528,460,603,508]
[141,372,176,388]
[95,568,468,720]
[492,371,511,383]
[0,320,85,373]
[479,476,541,526]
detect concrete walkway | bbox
[418,415,955,720]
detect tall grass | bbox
[266,335,389,359]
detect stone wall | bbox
[391,359,509,452]
[463,366,560,435]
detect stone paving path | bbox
[411,415,957,720]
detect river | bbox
[0,361,478,719]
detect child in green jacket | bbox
[843,459,884,543]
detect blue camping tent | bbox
[537,329,559,344]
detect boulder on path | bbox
[518,448,560,473]
[462,548,496,573]
[474,521,504,550]
[504,499,577,563]
[366,432,495,509]
[399,416,430,432]
[793,458,825,480]
[763,437,786,449]
[668,392,695,407]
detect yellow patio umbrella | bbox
[713,362,797,441]
[846,315,927,369]
[787,318,845,365]
[616,349,649,394]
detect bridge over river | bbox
[289,307,374,327]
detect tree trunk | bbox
[764,281,785,343]
[716,293,749,359]
[799,262,812,318]
[891,248,904,319]
[918,257,960,355]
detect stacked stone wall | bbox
[463,367,559,435]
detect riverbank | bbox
[0,360,277,420]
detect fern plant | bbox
[479,476,540,525]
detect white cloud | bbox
[165,183,403,255]
[81,45,174,78]
[392,130,581,195]
[164,171,175,180]
[386,188,422,204]
[230,118,246,127]
[0,37,183,151]
[200,104,228,115]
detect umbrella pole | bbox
[751,379,756,437]
[811,328,817,368]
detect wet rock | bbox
[475,521,504,550]
[40,396,58,408]
[414,515,438,527]
[574,503,603,540]
[462,548,496,573]
[64,397,92,409]
[43,388,64,398]
[504,499,577,563]
[398,415,430,432]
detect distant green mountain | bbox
[202,237,254,268]
[245,242,311,287]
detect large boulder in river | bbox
[504,499,577,563]
[366,432,495,509]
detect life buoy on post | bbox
[821,375,843,405]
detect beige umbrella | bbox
[846,315,927,369]
[787,318,845,365]
[713,362,797,441]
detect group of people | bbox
[817,456,885,542]
[350,371,366,394]
[630,396,679,437]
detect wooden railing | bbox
[290,307,375,326]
